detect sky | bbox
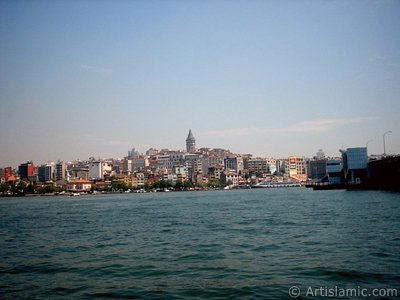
[1,0,399,167]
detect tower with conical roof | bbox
[186,129,196,153]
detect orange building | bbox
[18,162,35,179]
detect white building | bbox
[221,171,240,186]
[157,155,173,170]
[67,179,92,192]
[89,161,111,180]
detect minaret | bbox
[186,129,196,153]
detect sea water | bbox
[1,189,399,299]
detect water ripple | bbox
[0,189,399,299]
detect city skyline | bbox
[0,128,391,170]
[1,1,400,167]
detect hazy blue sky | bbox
[1,0,399,167]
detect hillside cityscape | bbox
[0,130,398,195]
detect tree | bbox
[112,182,127,191]
[16,181,27,195]
[158,180,171,189]
[174,180,184,190]
[226,179,233,186]
[43,185,56,193]
[183,180,193,189]
[26,182,35,194]
[207,179,221,188]
[151,181,159,189]
[0,183,10,195]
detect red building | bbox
[18,162,35,179]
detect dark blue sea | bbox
[1,189,399,299]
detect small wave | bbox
[300,267,400,283]
[371,252,391,258]
[0,263,66,275]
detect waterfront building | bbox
[296,158,307,176]
[221,170,240,186]
[244,158,269,176]
[268,164,277,175]
[224,156,244,174]
[265,158,277,174]
[307,159,327,180]
[326,159,342,184]
[285,156,307,181]
[174,166,188,181]
[88,161,111,180]
[159,172,176,185]
[367,156,400,191]
[102,162,112,178]
[93,181,112,191]
[69,166,89,180]
[135,172,145,186]
[286,156,306,176]
[120,173,145,187]
[55,161,66,181]
[158,168,169,180]
[288,156,297,176]
[89,161,102,180]
[341,147,368,184]
[275,159,286,175]
[209,164,224,180]
[66,179,92,192]
[184,154,203,183]
[186,129,196,153]
[38,164,53,182]
[18,161,35,180]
